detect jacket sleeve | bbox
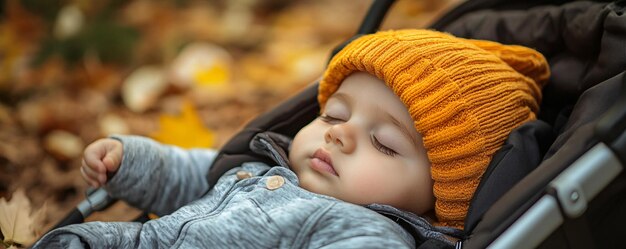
[32,222,143,249]
[104,135,218,215]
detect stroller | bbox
[51,0,626,248]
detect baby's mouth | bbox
[311,149,338,176]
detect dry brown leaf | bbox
[0,189,46,247]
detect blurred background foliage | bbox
[0,0,460,246]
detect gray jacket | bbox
[34,134,460,248]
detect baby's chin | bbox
[288,160,304,178]
[295,172,329,195]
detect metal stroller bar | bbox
[489,143,623,249]
[51,188,115,229]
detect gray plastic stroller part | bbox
[77,188,115,217]
[49,188,115,230]
[487,143,623,249]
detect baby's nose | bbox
[325,124,356,153]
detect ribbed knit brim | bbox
[318,29,549,228]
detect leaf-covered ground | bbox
[0,0,459,246]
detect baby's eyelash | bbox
[318,114,342,123]
[370,133,397,157]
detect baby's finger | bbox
[102,153,121,172]
[102,140,123,172]
[83,149,106,174]
[81,166,100,188]
[82,159,105,184]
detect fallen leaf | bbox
[0,189,46,247]
[121,66,168,113]
[169,42,233,89]
[43,130,85,161]
[99,113,130,136]
[150,101,214,149]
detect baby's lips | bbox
[312,148,339,176]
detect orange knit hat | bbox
[318,29,550,228]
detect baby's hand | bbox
[80,138,123,188]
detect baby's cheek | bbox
[344,166,398,201]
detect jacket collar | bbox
[249,132,292,168]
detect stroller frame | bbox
[490,143,623,249]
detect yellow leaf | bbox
[0,189,46,247]
[150,101,214,149]
[192,62,229,87]
[169,42,233,89]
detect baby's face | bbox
[289,72,435,216]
